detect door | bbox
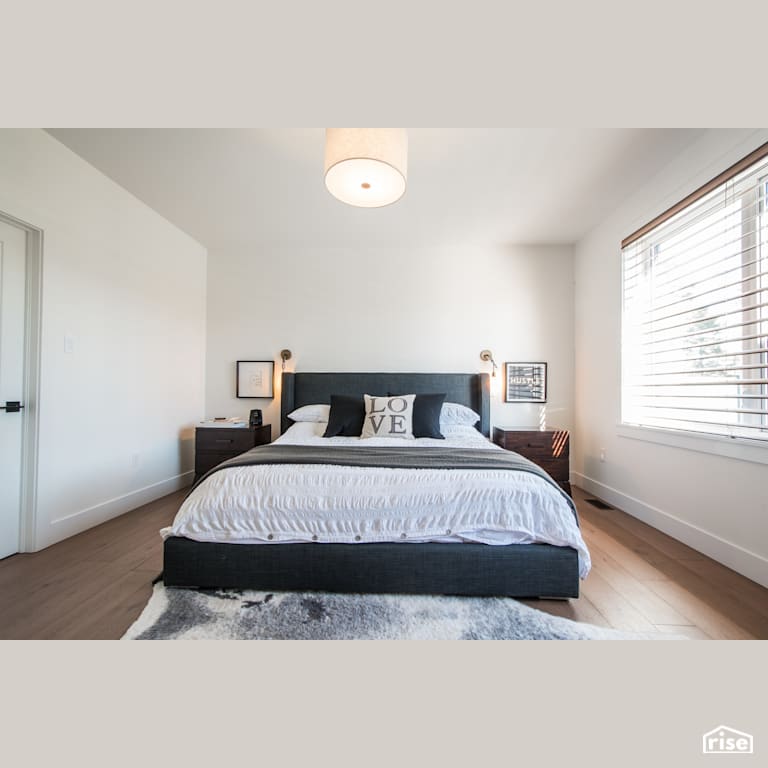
[0,220,26,559]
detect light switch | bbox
[64,334,75,354]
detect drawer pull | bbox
[215,439,234,444]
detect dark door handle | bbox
[1,401,24,412]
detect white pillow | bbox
[278,421,326,440]
[287,404,331,423]
[440,402,480,427]
[360,394,415,439]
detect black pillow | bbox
[388,392,446,439]
[323,395,365,437]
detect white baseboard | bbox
[40,471,194,549]
[572,471,768,589]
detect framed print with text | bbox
[236,360,275,398]
[504,362,547,403]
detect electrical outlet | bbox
[64,333,75,354]
[600,448,606,462]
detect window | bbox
[621,143,768,443]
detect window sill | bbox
[616,423,768,466]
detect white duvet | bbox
[163,422,591,577]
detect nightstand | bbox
[492,427,571,496]
[194,424,271,483]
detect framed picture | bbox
[236,360,275,399]
[504,362,547,403]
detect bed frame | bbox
[163,372,579,598]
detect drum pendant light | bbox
[324,128,408,207]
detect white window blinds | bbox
[622,144,768,442]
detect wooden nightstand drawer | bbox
[492,427,571,496]
[195,451,238,477]
[194,425,271,483]
[197,428,258,452]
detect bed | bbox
[162,372,588,598]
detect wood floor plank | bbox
[41,569,158,640]
[573,489,706,562]
[578,518,668,582]
[579,507,676,569]
[113,538,166,576]
[579,571,659,632]
[654,624,711,640]
[0,556,116,615]
[644,560,768,639]
[0,560,124,638]
[84,526,168,571]
[681,558,768,621]
[520,594,611,628]
[587,541,694,626]
[643,579,756,640]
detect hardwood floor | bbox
[0,485,765,639]
[523,488,768,639]
[0,491,181,640]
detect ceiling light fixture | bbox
[324,128,408,207]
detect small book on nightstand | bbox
[198,418,247,428]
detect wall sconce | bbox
[479,349,498,377]
[280,349,292,371]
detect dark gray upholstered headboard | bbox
[280,372,491,437]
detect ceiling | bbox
[47,128,704,249]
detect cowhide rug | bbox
[123,584,685,640]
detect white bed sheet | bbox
[162,422,591,577]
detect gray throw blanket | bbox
[193,444,577,521]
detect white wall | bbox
[574,128,768,587]
[0,130,207,550]
[206,243,574,435]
